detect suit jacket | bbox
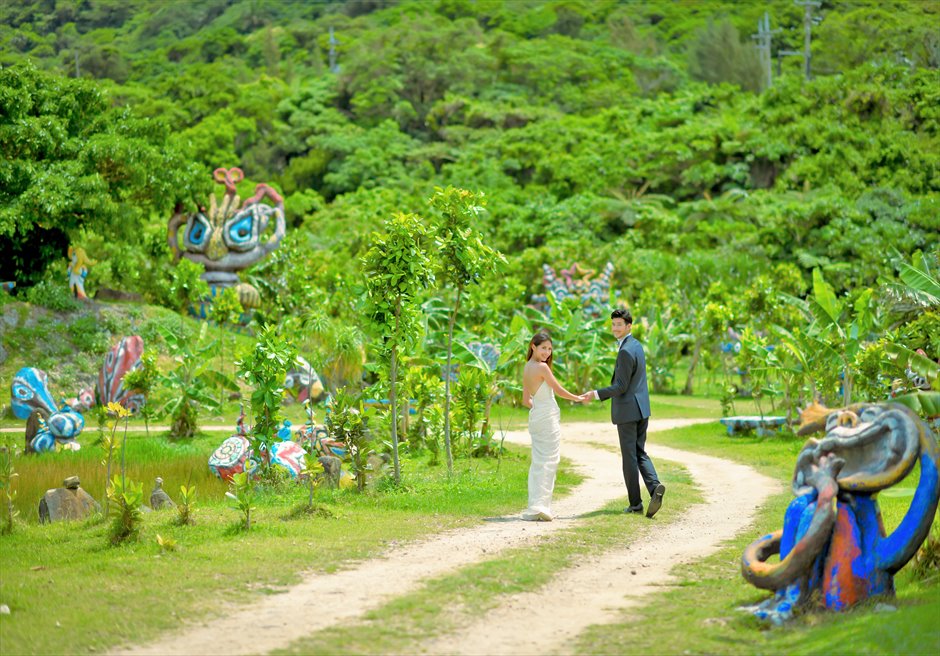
[596,334,651,424]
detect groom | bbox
[582,309,665,518]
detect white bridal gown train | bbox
[522,382,561,521]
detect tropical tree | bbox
[428,187,505,474]
[0,63,206,287]
[157,323,234,439]
[208,286,244,405]
[361,212,435,483]
[237,324,297,478]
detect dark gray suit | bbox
[596,335,660,509]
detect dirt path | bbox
[113,419,780,656]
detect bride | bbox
[521,332,584,521]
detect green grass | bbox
[275,457,701,655]
[3,430,231,523]
[0,444,580,655]
[571,422,940,656]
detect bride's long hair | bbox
[526,332,553,369]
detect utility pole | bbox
[328,27,339,74]
[795,0,821,80]
[751,12,778,90]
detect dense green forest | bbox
[1,0,938,411]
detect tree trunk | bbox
[682,338,703,395]
[443,284,463,476]
[390,308,401,484]
[480,388,494,448]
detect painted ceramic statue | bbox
[97,336,145,413]
[25,407,84,453]
[284,356,326,404]
[11,367,58,420]
[741,402,940,624]
[67,247,96,300]
[531,261,614,317]
[167,166,285,312]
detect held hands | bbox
[578,392,595,404]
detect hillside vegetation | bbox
[1,0,937,411]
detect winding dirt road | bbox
[113,419,780,656]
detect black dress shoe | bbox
[624,504,644,514]
[646,484,666,518]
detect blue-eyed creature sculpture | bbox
[167,167,285,313]
[13,367,87,453]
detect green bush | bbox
[24,280,81,312]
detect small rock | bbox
[0,604,10,615]
[873,603,897,613]
[631,570,637,575]
[63,476,81,490]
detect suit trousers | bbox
[616,418,660,508]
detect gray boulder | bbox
[39,477,101,523]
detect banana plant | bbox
[642,310,690,394]
[780,269,876,406]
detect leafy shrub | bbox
[25,280,81,312]
[108,476,144,545]
[0,443,18,535]
[225,471,255,531]
[325,387,373,492]
[175,484,196,526]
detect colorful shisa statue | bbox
[167,166,285,314]
[741,402,940,624]
[67,246,96,300]
[97,336,145,413]
[284,356,326,404]
[12,368,85,453]
[11,336,145,454]
[530,261,614,317]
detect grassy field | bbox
[270,421,940,656]
[0,441,579,655]
[1,418,937,655]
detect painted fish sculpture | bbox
[11,368,57,420]
[97,336,145,413]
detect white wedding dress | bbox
[522,381,561,521]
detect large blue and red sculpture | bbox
[167,166,285,314]
[741,402,940,624]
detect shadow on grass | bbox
[281,503,336,521]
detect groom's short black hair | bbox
[611,308,632,324]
